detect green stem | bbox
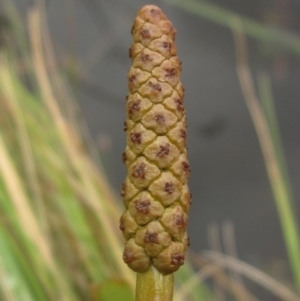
[233,29,300,293]
[258,74,300,294]
[164,0,300,56]
[135,266,174,301]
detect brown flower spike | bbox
[121,5,190,275]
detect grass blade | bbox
[164,0,300,56]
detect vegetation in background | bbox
[0,0,299,301]
[0,2,134,300]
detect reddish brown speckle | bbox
[165,182,174,194]
[128,99,141,115]
[175,98,184,112]
[155,114,165,123]
[121,182,126,197]
[162,41,171,49]
[157,143,170,157]
[140,29,151,39]
[129,75,136,83]
[130,132,142,144]
[123,7,190,274]
[141,53,152,62]
[175,214,186,226]
[165,68,176,78]
[182,161,190,173]
[135,199,151,213]
[171,253,184,266]
[149,81,162,92]
[119,219,125,232]
[123,251,134,263]
[144,231,159,243]
[150,8,159,16]
[132,163,146,179]
[181,129,187,140]
[122,152,127,163]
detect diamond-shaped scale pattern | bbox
[142,104,177,134]
[126,93,153,123]
[149,171,182,207]
[144,136,180,169]
[120,5,190,274]
[127,123,156,155]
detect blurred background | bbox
[1,0,300,300]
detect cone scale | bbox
[120,5,191,300]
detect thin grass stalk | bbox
[1,2,137,299]
[12,100,113,288]
[164,0,300,56]
[0,132,78,300]
[0,231,24,301]
[36,143,117,283]
[0,67,123,297]
[27,8,134,286]
[0,52,119,298]
[2,34,118,274]
[35,0,91,152]
[0,57,47,232]
[232,23,300,294]
[176,251,300,301]
[0,224,49,301]
[174,262,214,301]
[222,222,247,300]
[175,258,258,301]
[0,69,55,299]
[0,127,52,280]
[174,261,224,301]
[258,73,294,206]
[203,251,300,301]
[28,1,104,174]
[11,50,134,286]
[206,223,258,301]
[207,222,225,300]
[2,0,31,62]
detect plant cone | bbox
[120,4,191,279]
